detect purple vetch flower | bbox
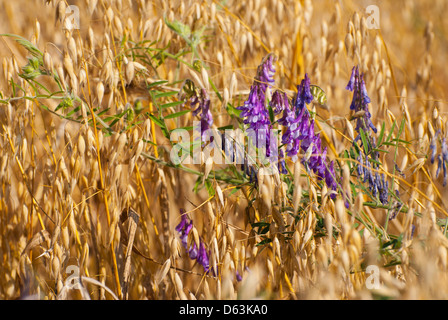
[430,130,440,163]
[357,152,364,176]
[278,149,288,174]
[298,117,316,152]
[294,73,314,115]
[242,155,258,185]
[430,131,448,186]
[346,66,377,140]
[379,173,389,204]
[236,270,242,282]
[238,54,277,157]
[270,90,289,115]
[191,88,213,145]
[196,242,210,272]
[175,209,213,274]
[303,133,338,197]
[346,66,357,91]
[347,66,389,205]
[278,102,302,162]
[325,160,338,194]
[278,74,339,195]
[356,149,389,205]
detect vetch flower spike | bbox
[175,209,213,274]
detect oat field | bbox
[1,0,448,300]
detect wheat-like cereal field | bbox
[0,0,447,303]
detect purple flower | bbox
[294,73,314,115]
[278,149,287,174]
[278,102,302,162]
[346,66,377,139]
[325,161,338,192]
[175,209,213,274]
[278,74,338,194]
[238,54,276,157]
[347,66,389,205]
[430,130,448,186]
[236,271,242,282]
[430,130,440,163]
[270,90,289,115]
[242,156,258,185]
[346,66,357,91]
[191,88,213,144]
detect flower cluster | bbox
[270,90,289,115]
[175,209,212,274]
[430,130,448,186]
[294,73,314,115]
[279,74,338,194]
[347,66,389,205]
[237,54,276,156]
[191,88,213,144]
[346,66,377,139]
[357,151,389,204]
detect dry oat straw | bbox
[0,0,448,300]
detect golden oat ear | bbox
[21,230,51,257]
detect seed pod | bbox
[63,52,75,78]
[346,118,355,140]
[217,51,223,66]
[345,33,354,57]
[340,249,350,272]
[155,259,171,286]
[433,106,439,120]
[57,1,67,23]
[427,121,435,138]
[187,224,199,252]
[68,36,77,66]
[125,60,135,85]
[216,184,224,208]
[43,50,53,71]
[201,67,210,91]
[260,184,271,212]
[113,16,123,35]
[78,67,86,87]
[335,198,347,224]
[229,72,237,100]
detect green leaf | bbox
[177,125,194,131]
[229,187,241,196]
[154,91,178,99]
[218,125,234,131]
[377,122,386,146]
[164,109,190,119]
[359,128,369,155]
[385,120,396,143]
[392,138,411,145]
[226,103,242,118]
[146,80,169,88]
[268,102,275,123]
[164,17,192,44]
[256,238,272,247]
[205,180,215,197]
[147,113,166,128]
[1,34,43,60]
